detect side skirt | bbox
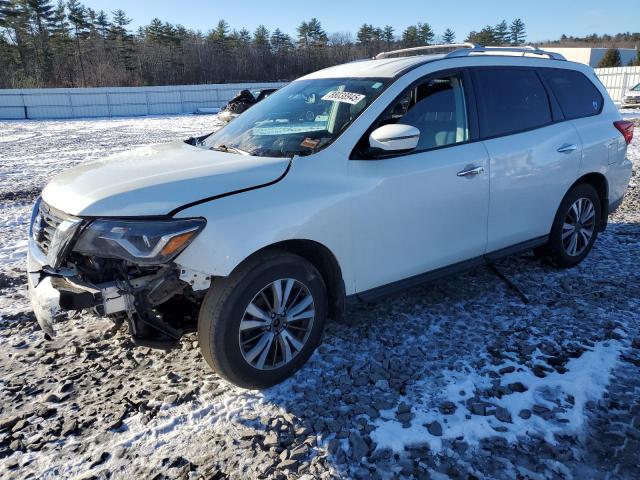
[347,235,548,304]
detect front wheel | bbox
[546,184,601,268]
[198,250,327,389]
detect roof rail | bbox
[446,45,566,61]
[375,43,479,59]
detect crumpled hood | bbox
[41,141,290,216]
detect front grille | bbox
[33,201,68,255]
[624,96,639,104]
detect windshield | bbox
[204,77,390,158]
[632,83,640,92]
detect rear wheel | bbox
[198,250,327,389]
[546,184,601,268]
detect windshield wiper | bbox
[211,144,251,156]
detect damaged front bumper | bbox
[27,228,211,342]
[27,198,211,341]
[27,238,137,337]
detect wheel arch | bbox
[234,239,346,321]
[570,172,609,231]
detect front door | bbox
[349,71,490,294]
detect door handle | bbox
[557,143,578,153]
[457,166,484,177]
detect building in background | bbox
[543,47,637,67]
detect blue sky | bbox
[80,0,638,42]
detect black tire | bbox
[198,250,327,389]
[547,183,601,268]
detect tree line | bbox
[0,1,636,89]
[0,1,533,88]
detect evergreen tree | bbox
[145,18,163,42]
[234,28,249,44]
[95,9,108,38]
[296,20,309,48]
[26,0,55,80]
[417,22,434,45]
[467,26,497,46]
[356,23,373,44]
[442,28,455,44]
[597,48,622,68]
[402,25,419,47]
[297,18,326,48]
[253,24,269,49]
[381,25,394,48]
[510,18,526,45]
[270,28,292,53]
[210,19,228,42]
[110,9,134,73]
[67,0,91,84]
[306,17,327,46]
[494,20,509,45]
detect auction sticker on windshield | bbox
[321,91,366,105]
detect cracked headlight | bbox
[73,218,206,265]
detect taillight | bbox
[614,120,634,145]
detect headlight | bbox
[73,218,206,265]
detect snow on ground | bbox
[1,113,640,479]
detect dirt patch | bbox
[0,188,41,203]
[0,273,26,290]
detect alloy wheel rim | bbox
[562,197,596,257]
[239,278,315,370]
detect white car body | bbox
[28,46,633,385]
[44,55,627,292]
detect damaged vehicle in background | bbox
[218,88,279,122]
[28,44,633,389]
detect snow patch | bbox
[371,340,622,453]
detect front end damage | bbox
[27,198,210,347]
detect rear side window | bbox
[541,69,603,119]
[474,69,552,138]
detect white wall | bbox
[544,47,638,67]
[0,82,286,120]
[545,48,594,65]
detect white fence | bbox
[0,82,286,120]
[1,66,639,120]
[594,66,640,104]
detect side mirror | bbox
[369,124,420,152]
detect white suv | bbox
[28,44,634,388]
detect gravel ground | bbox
[0,113,639,480]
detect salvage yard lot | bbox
[1,113,639,479]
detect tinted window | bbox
[474,69,552,138]
[541,69,604,119]
[379,74,469,151]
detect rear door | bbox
[540,68,622,169]
[473,67,582,252]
